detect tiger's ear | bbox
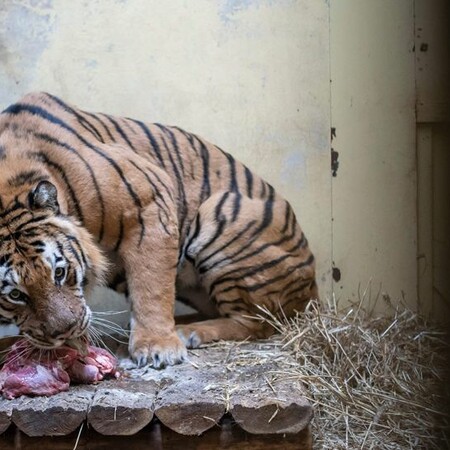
[29,180,60,214]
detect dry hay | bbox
[253,295,450,449]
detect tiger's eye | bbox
[55,267,66,280]
[9,289,22,300]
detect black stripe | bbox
[214,253,315,296]
[223,153,241,221]
[225,152,238,192]
[154,123,188,232]
[104,114,137,152]
[2,210,31,226]
[8,170,48,188]
[127,160,172,236]
[182,133,212,205]
[209,234,306,295]
[214,223,300,273]
[154,124,185,176]
[182,214,201,260]
[122,118,138,135]
[260,180,267,198]
[67,235,88,268]
[194,192,229,256]
[231,193,241,222]
[0,254,11,265]
[66,239,84,269]
[249,185,275,239]
[281,201,292,234]
[56,240,69,264]
[244,166,254,198]
[83,112,116,142]
[215,297,247,308]
[0,303,15,312]
[215,192,230,220]
[197,220,256,273]
[172,127,200,157]
[114,215,124,252]
[44,93,104,142]
[202,186,276,273]
[263,276,309,299]
[196,137,211,203]
[0,200,27,220]
[129,119,166,168]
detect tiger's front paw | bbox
[129,332,187,369]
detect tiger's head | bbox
[0,179,107,349]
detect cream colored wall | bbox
[0,1,332,305]
[330,1,418,310]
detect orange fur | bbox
[0,93,318,367]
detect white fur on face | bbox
[42,239,69,284]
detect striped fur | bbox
[0,93,318,367]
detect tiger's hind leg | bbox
[176,192,317,348]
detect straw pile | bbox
[255,295,450,449]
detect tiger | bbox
[0,92,318,368]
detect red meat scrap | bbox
[0,339,119,399]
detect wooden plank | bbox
[87,380,156,435]
[0,397,18,434]
[11,385,95,436]
[229,364,312,434]
[152,348,227,435]
[225,342,313,434]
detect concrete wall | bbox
[330,1,418,311]
[0,0,332,310]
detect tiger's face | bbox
[0,180,107,349]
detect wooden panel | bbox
[0,397,17,434]
[88,380,156,435]
[415,0,450,123]
[151,346,228,435]
[229,363,312,434]
[11,386,95,437]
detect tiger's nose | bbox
[47,320,79,339]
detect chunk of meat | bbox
[0,339,119,399]
[66,346,118,383]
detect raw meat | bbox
[0,339,119,399]
[66,346,119,383]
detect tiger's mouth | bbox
[23,333,66,349]
[24,330,89,352]
[23,307,92,351]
